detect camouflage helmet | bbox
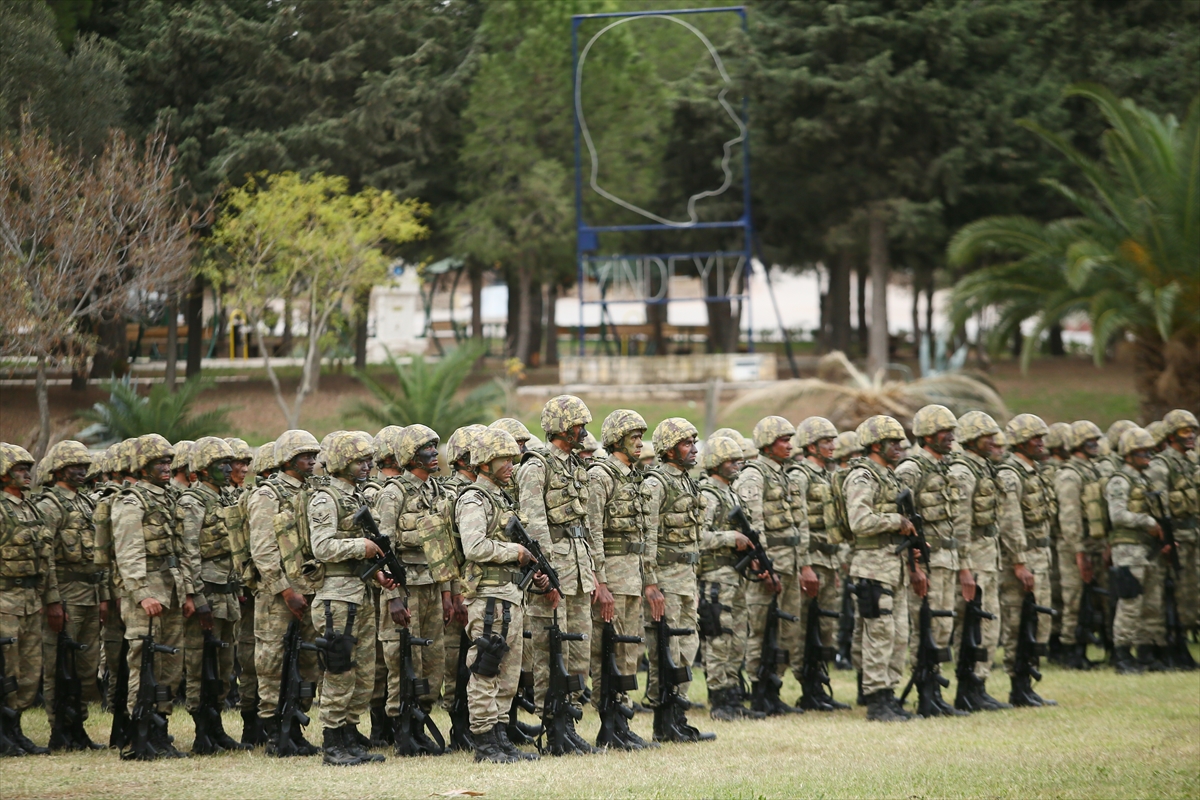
[115,439,139,475]
[1005,413,1049,446]
[225,438,253,462]
[579,431,601,453]
[652,417,699,456]
[447,425,489,465]
[41,440,92,477]
[249,441,280,475]
[855,415,907,447]
[275,430,321,465]
[911,405,958,438]
[794,417,838,449]
[1106,420,1137,450]
[85,448,109,480]
[1145,420,1168,447]
[710,427,744,443]
[1045,422,1072,452]
[540,395,592,435]
[993,431,1008,449]
[471,428,520,468]
[318,430,347,466]
[191,436,235,474]
[601,409,648,448]
[831,431,861,461]
[396,424,439,467]
[753,416,796,450]
[0,443,35,477]
[490,418,532,444]
[1118,427,1156,457]
[526,434,544,453]
[131,434,174,472]
[1162,409,1199,436]
[956,411,1002,444]
[641,441,657,461]
[324,431,375,475]
[703,435,743,471]
[170,440,195,472]
[1096,437,1111,456]
[373,426,407,462]
[739,436,757,459]
[1068,420,1103,451]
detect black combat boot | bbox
[856,671,866,707]
[212,709,253,751]
[729,686,766,720]
[708,689,739,721]
[493,723,538,761]
[151,718,190,758]
[1058,643,1085,670]
[473,727,517,764]
[932,683,969,717]
[290,721,321,756]
[673,704,716,742]
[1008,675,1044,707]
[190,710,222,755]
[368,700,391,747]
[0,714,24,757]
[341,723,385,762]
[1113,646,1145,675]
[240,706,264,746]
[9,712,48,755]
[865,691,906,722]
[564,715,600,754]
[976,679,1012,710]
[322,727,363,766]
[261,715,281,755]
[1137,644,1167,672]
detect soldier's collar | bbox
[1,490,23,504]
[606,454,631,475]
[475,474,502,493]
[137,480,167,495]
[279,472,304,487]
[330,476,357,491]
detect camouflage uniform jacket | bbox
[516,446,595,597]
[586,455,649,596]
[1105,464,1158,540]
[0,490,58,615]
[1147,447,1198,542]
[308,476,371,605]
[1056,455,1102,558]
[373,471,442,600]
[697,475,742,585]
[456,475,524,604]
[248,472,317,597]
[112,481,189,606]
[896,447,961,572]
[786,458,840,571]
[947,450,1001,574]
[36,484,106,606]
[176,481,239,620]
[733,456,808,574]
[994,455,1051,565]
[641,462,721,595]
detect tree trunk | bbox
[544,283,560,367]
[830,251,851,354]
[856,267,868,356]
[515,266,534,365]
[186,274,204,378]
[1133,333,1200,422]
[1048,323,1065,357]
[34,355,51,460]
[528,279,543,367]
[89,315,128,380]
[165,296,178,391]
[470,264,484,341]
[1011,327,1023,358]
[924,276,935,347]
[911,269,922,362]
[703,265,732,353]
[281,295,293,357]
[647,260,668,355]
[867,204,890,376]
[353,286,370,370]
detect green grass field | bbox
[5,652,1198,799]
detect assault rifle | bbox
[595,621,643,750]
[275,618,319,757]
[955,584,996,712]
[192,631,228,754]
[729,507,775,582]
[798,598,843,711]
[750,597,798,716]
[1013,591,1057,701]
[0,637,20,755]
[505,516,560,594]
[393,627,446,756]
[899,596,956,717]
[894,488,931,569]
[1147,491,1196,670]
[108,639,131,749]
[1076,580,1111,667]
[539,613,587,755]
[48,630,91,751]
[121,621,179,761]
[835,577,855,670]
[652,617,712,743]
[448,630,473,752]
[353,505,407,591]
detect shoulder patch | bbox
[119,494,140,506]
[459,492,484,507]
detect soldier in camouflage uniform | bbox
[641,417,714,743]
[1099,421,1137,480]
[788,416,851,712]
[833,431,862,469]
[734,416,816,716]
[1043,422,1071,659]
[36,441,105,749]
[176,437,250,753]
[995,414,1057,707]
[92,441,134,736]
[169,441,194,499]
[1148,409,1199,663]
[579,431,601,464]
[113,434,191,758]
[697,435,760,722]
[896,405,972,717]
[364,426,404,746]
[249,430,322,756]
[0,443,62,755]
[456,429,541,764]
[585,410,659,744]
[308,431,394,766]
[947,412,1011,711]
[517,395,601,755]
[844,416,920,723]
[1108,427,1169,674]
[1054,420,1108,670]
[222,437,261,743]
[490,419,534,483]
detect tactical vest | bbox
[591,459,643,554]
[91,485,121,590]
[843,456,902,548]
[523,450,589,535]
[952,453,998,535]
[458,484,521,592]
[739,459,796,534]
[119,483,178,571]
[1109,467,1153,545]
[309,479,362,578]
[645,465,703,552]
[42,486,98,570]
[0,496,44,579]
[791,460,843,547]
[382,474,431,565]
[698,476,739,572]
[1060,458,1106,540]
[897,454,956,524]
[423,477,471,584]
[1040,461,1061,533]
[998,458,1050,528]
[183,486,234,562]
[231,487,257,592]
[1154,450,1198,521]
[264,474,323,590]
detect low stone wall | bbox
[559,353,776,385]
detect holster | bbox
[321,601,358,674]
[1110,565,1143,600]
[470,598,511,679]
[855,579,893,619]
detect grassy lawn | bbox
[6,648,1198,799]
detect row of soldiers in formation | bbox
[0,399,1196,763]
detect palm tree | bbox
[78,377,233,444]
[949,84,1199,418]
[350,342,503,435]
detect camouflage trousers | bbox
[850,549,911,696]
[643,590,699,706]
[796,564,841,679]
[745,573,802,680]
[1111,543,1165,648]
[237,598,257,712]
[1058,549,1107,646]
[528,587,591,711]
[254,592,320,719]
[1176,537,1199,631]
[441,615,465,711]
[370,585,386,706]
[380,583,444,715]
[1049,536,1063,640]
[999,547,1052,677]
[0,593,42,713]
[696,578,745,692]
[42,601,103,723]
[312,599,377,729]
[102,599,126,711]
[908,565,959,668]
[464,596,524,736]
[123,598,183,716]
[183,613,238,712]
[952,569,1001,680]
[590,593,644,704]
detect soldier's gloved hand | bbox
[1013,563,1035,593]
[1075,552,1093,584]
[800,566,819,598]
[45,601,65,633]
[958,568,976,603]
[282,588,309,620]
[592,581,615,623]
[389,597,411,627]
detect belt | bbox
[603,539,645,556]
[203,580,238,595]
[972,525,998,539]
[1028,536,1051,549]
[58,569,104,584]
[323,559,365,578]
[808,541,841,556]
[146,555,178,572]
[0,576,40,590]
[766,535,800,548]
[854,533,909,550]
[657,551,699,566]
[479,565,523,585]
[928,536,959,552]
[549,523,589,543]
[1175,520,1198,530]
[699,554,738,570]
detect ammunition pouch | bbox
[855,579,894,619]
[1110,566,1143,600]
[470,598,512,679]
[656,549,698,566]
[766,535,800,548]
[319,600,358,674]
[808,540,842,556]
